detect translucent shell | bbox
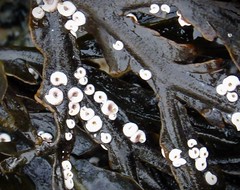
[187,139,197,148]
[64,178,74,189]
[66,119,75,129]
[57,1,76,17]
[65,132,73,141]
[231,112,240,131]
[45,87,64,106]
[64,20,78,32]
[50,71,68,86]
[85,116,103,132]
[139,69,152,80]
[67,87,83,103]
[84,84,95,95]
[216,84,227,96]
[72,11,86,26]
[226,92,238,102]
[100,133,112,144]
[101,100,119,116]
[169,149,182,161]
[79,106,95,121]
[112,40,124,50]
[161,4,171,13]
[0,133,11,142]
[123,122,139,138]
[42,0,59,12]
[130,130,146,143]
[176,11,191,27]
[68,102,80,116]
[222,75,240,91]
[32,6,45,19]
[93,91,107,103]
[109,113,117,120]
[63,170,74,180]
[195,157,207,171]
[188,147,200,159]
[172,158,187,167]
[199,147,209,158]
[74,67,86,79]
[62,160,72,170]
[149,4,160,14]
[205,171,217,185]
[39,132,53,142]
[78,77,88,85]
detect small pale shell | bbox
[0,133,11,142]
[226,92,238,102]
[100,133,112,144]
[67,87,83,103]
[79,106,95,121]
[84,84,95,95]
[63,170,74,180]
[108,113,117,120]
[161,148,166,158]
[50,71,68,86]
[205,171,217,185]
[42,0,59,12]
[126,13,138,23]
[66,119,75,129]
[28,67,39,79]
[78,77,88,85]
[216,84,227,96]
[149,4,160,14]
[37,131,45,136]
[45,87,64,106]
[222,75,240,91]
[172,158,187,167]
[231,112,240,131]
[200,147,209,158]
[93,91,107,103]
[112,40,124,50]
[169,149,182,161]
[139,69,152,80]
[130,130,146,143]
[72,11,86,26]
[74,67,86,79]
[177,11,191,27]
[65,132,73,141]
[64,20,78,32]
[68,102,80,116]
[188,147,200,159]
[187,139,197,148]
[85,115,103,132]
[101,100,119,116]
[195,157,207,171]
[40,132,53,142]
[123,122,139,138]
[161,4,171,13]
[64,178,74,189]
[62,160,72,170]
[57,1,76,17]
[32,6,45,19]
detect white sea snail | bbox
[45,87,64,106]
[67,87,83,103]
[0,133,11,142]
[32,6,45,19]
[57,1,76,17]
[50,71,68,86]
[42,0,59,12]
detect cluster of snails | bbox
[161,138,217,186]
